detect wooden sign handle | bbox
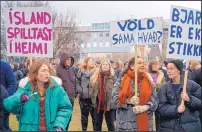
[180,60,189,106]
[134,45,138,97]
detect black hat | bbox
[168,60,183,73]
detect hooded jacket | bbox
[3,76,72,131]
[56,53,76,102]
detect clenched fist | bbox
[130,96,139,105]
[177,105,185,113]
[181,92,190,102]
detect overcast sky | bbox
[51,1,201,26]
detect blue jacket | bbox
[0,84,10,131]
[0,60,16,96]
[157,79,201,131]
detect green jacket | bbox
[3,76,72,131]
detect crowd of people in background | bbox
[0,53,201,131]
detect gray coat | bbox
[111,74,159,131]
[76,69,94,99]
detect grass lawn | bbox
[9,98,109,131]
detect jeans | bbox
[94,108,115,131]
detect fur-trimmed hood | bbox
[19,76,62,88]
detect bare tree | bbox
[1,1,85,61]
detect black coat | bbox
[189,68,202,87]
[157,79,201,131]
[0,84,10,131]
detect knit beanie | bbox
[168,60,183,73]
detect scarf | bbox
[97,71,110,113]
[118,69,152,131]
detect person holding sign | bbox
[111,57,158,131]
[157,60,201,131]
[90,59,116,131]
[3,59,73,131]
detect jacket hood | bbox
[59,52,74,68]
[13,63,19,71]
[19,76,62,89]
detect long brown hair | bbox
[148,60,158,73]
[90,59,114,88]
[28,59,53,92]
[81,57,95,71]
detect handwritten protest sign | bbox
[5,7,53,58]
[110,17,163,46]
[166,5,201,61]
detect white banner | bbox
[110,17,163,46]
[5,7,53,58]
[166,5,201,61]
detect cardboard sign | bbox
[166,5,201,61]
[5,7,53,58]
[110,17,163,46]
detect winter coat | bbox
[56,53,76,102]
[157,79,201,131]
[3,76,73,131]
[189,68,202,87]
[115,68,122,79]
[111,73,158,131]
[0,84,10,131]
[19,67,29,78]
[76,69,94,99]
[0,60,17,96]
[13,63,23,86]
[90,75,117,111]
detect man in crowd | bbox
[56,52,76,131]
[0,60,17,131]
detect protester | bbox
[19,62,29,78]
[188,66,202,129]
[112,57,158,131]
[113,61,122,79]
[157,60,201,131]
[95,60,101,68]
[90,59,116,131]
[56,52,76,131]
[124,61,129,69]
[3,59,73,131]
[148,60,165,92]
[12,63,24,87]
[0,84,10,131]
[76,57,96,131]
[0,60,16,96]
[189,60,201,71]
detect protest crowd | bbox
[0,55,201,131]
[0,2,201,132]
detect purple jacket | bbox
[56,53,76,102]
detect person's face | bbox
[65,58,72,67]
[37,64,50,83]
[167,63,180,79]
[130,58,145,73]
[125,62,129,68]
[152,63,159,72]
[87,58,95,68]
[101,61,110,72]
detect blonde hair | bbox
[90,59,114,88]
